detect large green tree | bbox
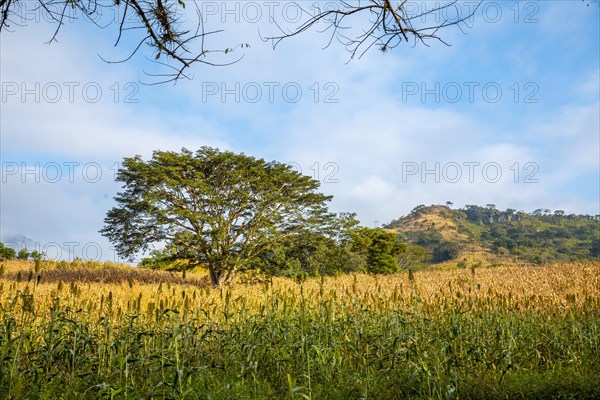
[100,147,335,286]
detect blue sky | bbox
[1,1,599,262]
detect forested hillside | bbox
[385,204,600,265]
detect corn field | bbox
[1,261,599,399]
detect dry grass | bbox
[0,260,209,287]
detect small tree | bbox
[432,241,460,263]
[0,243,16,260]
[17,249,30,260]
[350,228,405,274]
[29,251,42,261]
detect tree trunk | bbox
[208,257,236,287]
[208,265,223,287]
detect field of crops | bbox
[1,260,599,399]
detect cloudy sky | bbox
[1,1,599,262]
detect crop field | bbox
[0,261,599,399]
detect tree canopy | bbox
[100,147,336,286]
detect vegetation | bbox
[0,243,16,261]
[348,227,405,274]
[101,147,336,287]
[0,259,598,399]
[0,245,42,262]
[432,241,461,263]
[98,148,598,279]
[386,204,600,265]
[139,224,414,280]
[16,249,29,261]
[6,190,598,399]
[102,148,418,283]
[397,244,429,271]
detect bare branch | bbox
[2,0,487,83]
[265,0,482,60]
[0,0,244,84]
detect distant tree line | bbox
[0,243,43,261]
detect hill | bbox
[384,204,600,265]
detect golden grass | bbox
[2,260,598,322]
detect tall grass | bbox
[1,261,598,399]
